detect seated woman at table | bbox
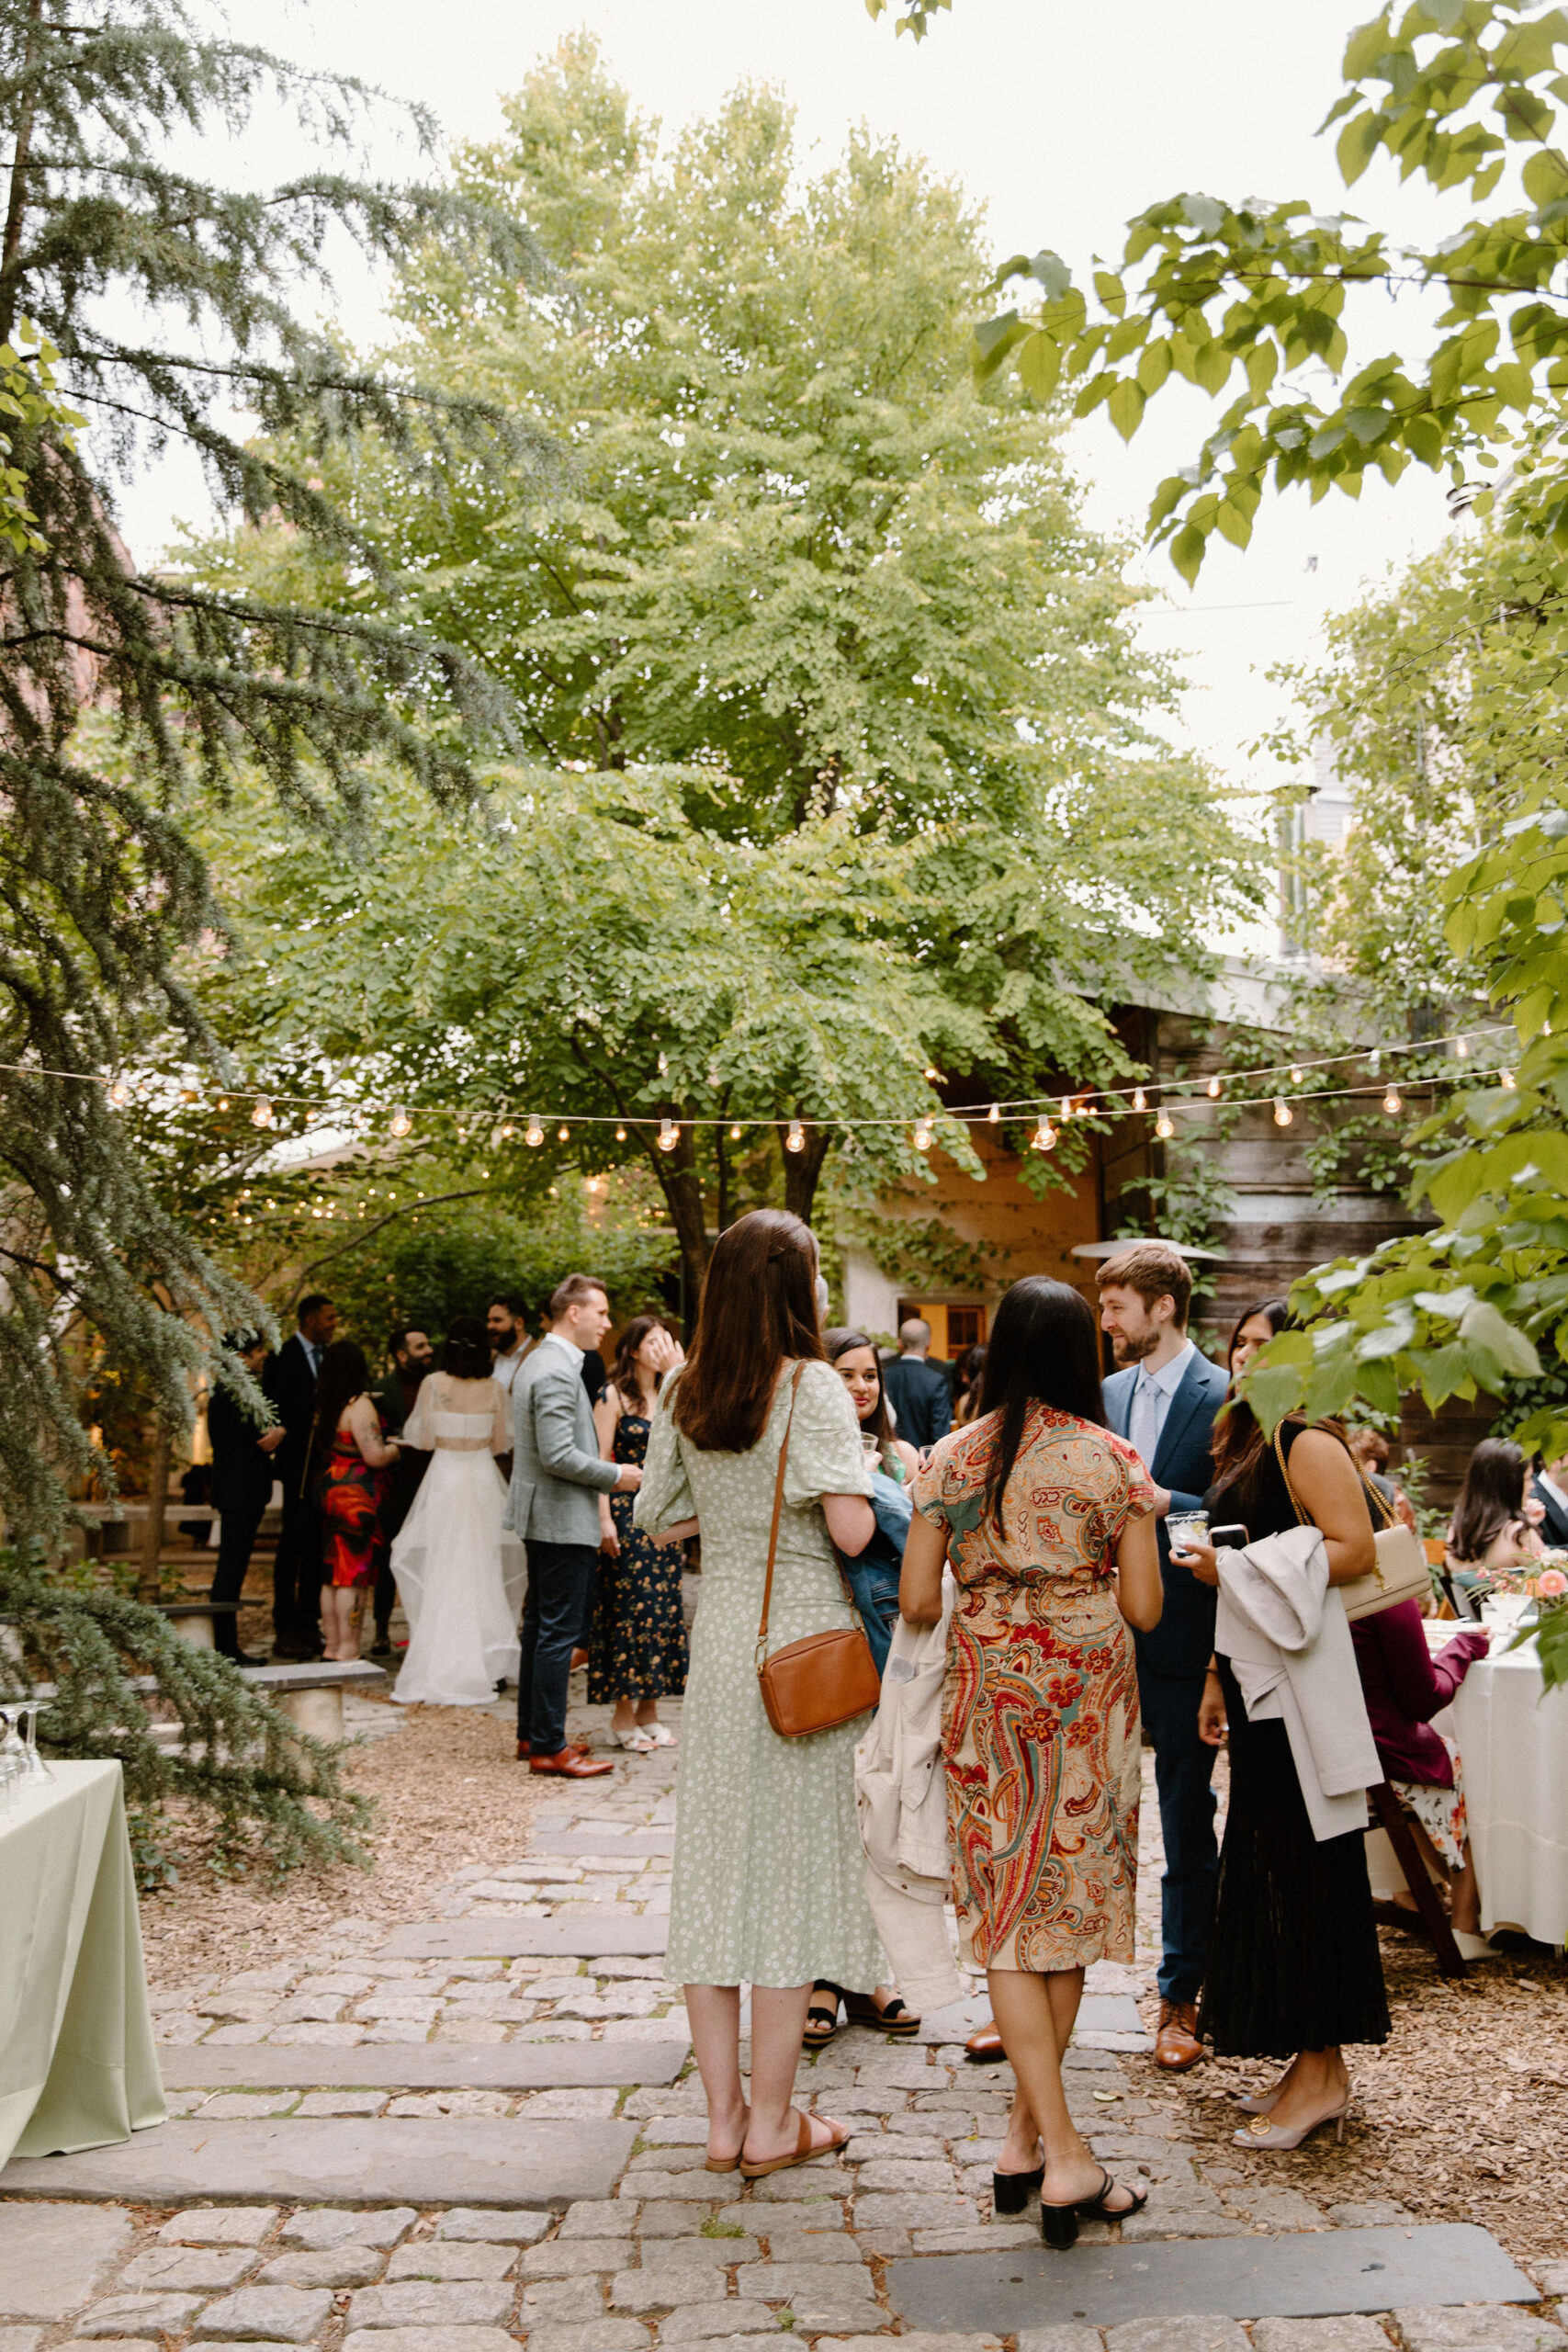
[1445,1439,1545,1614]
[1349,1598,1493,1961]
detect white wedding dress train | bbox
[390,1380,527,1707]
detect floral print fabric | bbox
[588,1412,690,1703]
[912,1407,1154,1973]
[319,1428,389,1590]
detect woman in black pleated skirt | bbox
[1177,1382,1389,2153]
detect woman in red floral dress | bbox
[902,1276,1162,2249]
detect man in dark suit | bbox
[1099,1243,1230,2074]
[262,1291,338,1659]
[1531,1450,1568,1548]
[207,1334,286,1663]
[370,1324,434,1657]
[882,1319,952,1452]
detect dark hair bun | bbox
[440,1314,493,1381]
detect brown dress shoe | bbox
[517,1739,590,1760]
[529,1747,615,1778]
[1154,1998,1205,2070]
[964,2024,1006,2064]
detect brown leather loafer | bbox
[1154,1998,1205,2071]
[964,2025,1006,2064]
[529,1747,615,1777]
[517,1739,590,1759]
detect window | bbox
[947,1306,986,1351]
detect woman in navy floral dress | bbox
[590,1315,690,1749]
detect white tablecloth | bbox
[1450,1636,1568,1947]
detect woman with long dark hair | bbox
[389,1315,524,1706]
[1225,1296,1292,1380]
[899,1277,1162,2249]
[310,1338,401,1662]
[635,1210,882,2177]
[1182,1329,1387,2149]
[590,1312,689,1750]
[1446,1437,1545,1592]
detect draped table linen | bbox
[0,1758,165,2168]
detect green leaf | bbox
[1108,379,1145,441]
[1029,249,1073,300]
[1017,330,1062,402]
[1245,1360,1305,1433]
[1458,1299,1541,1380]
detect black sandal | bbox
[992,2161,1043,2215]
[1041,2165,1147,2249]
[803,1983,842,2047]
[841,1990,921,2038]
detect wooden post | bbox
[138,1419,171,1603]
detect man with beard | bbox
[488,1295,531,1396]
[1100,1242,1229,2074]
[370,1324,435,1658]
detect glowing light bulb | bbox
[913,1117,933,1151]
[1367,1050,1381,1077]
[1290,1065,1304,1084]
[1455,1035,1471,1057]
[1032,1114,1056,1152]
[785,1119,806,1153]
[179,1084,199,1104]
[1274,1097,1292,1126]
[217,1097,229,1110]
[1156,1109,1175,1140]
[500,1122,515,1139]
[558,1125,570,1142]
[1500,1069,1517,1090]
[251,1098,274,1128]
[108,1078,131,1107]
[1382,1085,1402,1114]
[1206,1076,1222,1099]
[615,1124,627,1141]
[389,1107,412,1138]
[659,1117,679,1151]
[657,1052,669,1075]
[1132,1087,1146,1113]
[987,1102,1000,1124]
[729,1122,742,1140]
[924,1066,940,1080]
[525,1114,545,1146]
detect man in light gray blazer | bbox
[504,1272,639,1776]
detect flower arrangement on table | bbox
[1504,1554,1568,1690]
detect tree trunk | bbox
[783,1125,833,1229]
[138,1419,171,1605]
[648,1123,711,1340]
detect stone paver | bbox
[254,2247,389,2288]
[347,2282,513,2329]
[73,2290,202,2336]
[278,2207,417,2249]
[119,2249,257,2290]
[386,2243,516,2279]
[193,2286,335,2341]
[1393,2316,1567,2352]
[1016,2332,1105,2352]
[342,2334,519,2352]
[157,2209,282,2245]
[0,2204,132,2321]
[1251,2324,1396,2352]
[1105,2324,1249,2352]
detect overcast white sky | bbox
[126,0,1478,819]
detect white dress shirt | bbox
[491,1345,527,1395]
[1126,1336,1196,1472]
[1540,1471,1568,1520]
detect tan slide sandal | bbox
[738,2109,848,2180]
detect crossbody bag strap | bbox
[1272,1419,1394,1531]
[757,1363,807,1658]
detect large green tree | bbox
[191,41,1258,1300]
[0,0,547,1544]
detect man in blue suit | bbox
[1098,1242,1230,2073]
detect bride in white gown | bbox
[390,1317,526,1706]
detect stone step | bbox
[378,1916,669,1960]
[157,2040,688,2092]
[531,1831,675,1857]
[0,2116,634,2209]
[885,2222,1540,2330]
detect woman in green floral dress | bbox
[636,1209,884,2177]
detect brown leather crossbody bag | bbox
[755,1364,883,1738]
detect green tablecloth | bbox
[0,1758,166,2166]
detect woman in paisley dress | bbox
[901,1276,1163,2249]
[309,1340,401,1663]
[591,1315,690,1749]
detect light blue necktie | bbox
[1128,1372,1161,1469]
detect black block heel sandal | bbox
[992,2164,1044,2216]
[1040,2199,1078,2250]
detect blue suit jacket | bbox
[1104,1346,1231,1681]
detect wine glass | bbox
[18,1703,52,1782]
[0,1711,24,1807]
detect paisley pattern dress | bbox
[318,1424,389,1590]
[912,1406,1154,1973]
[588,1410,690,1703]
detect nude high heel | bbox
[1234,2089,1349,2151]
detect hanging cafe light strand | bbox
[0,1020,1523,1157]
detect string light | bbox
[251,1099,274,1128]
[1206,1076,1222,1099]
[500,1122,514,1139]
[987,1102,1000,1123]
[1132,1087,1146,1112]
[1061,1095,1074,1120]
[729,1122,742,1140]
[924,1065,941,1080]
[615,1124,627,1141]
[658,1117,680,1151]
[1156,1109,1175,1139]
[1273,1097,1292,1126]
[525,1114,545,1146]
[1456,1036,1471,1057]
[179,1083,199,1104]
[558,1125,570,1142]
[657,1052,669,1076]
[1290,1065,1304,1084]
[389,1107,412,1138]
[108,1079,131,1107]
[1032,1114,1056,1152]
[913,1117,933,1150]
[1382,1085,1402,1114]
[1500,1069,1517,1090]
[785,1119,806,1153]
[217,1097,229,1110]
